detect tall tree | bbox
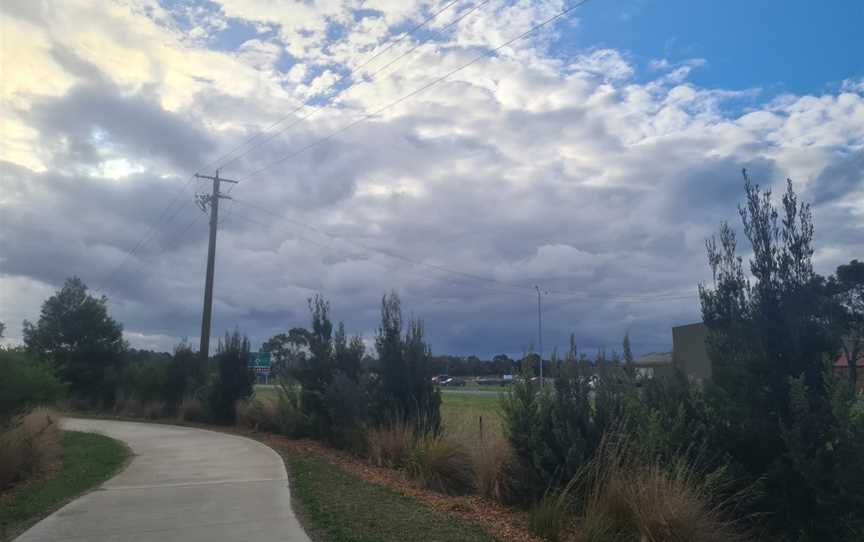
[622,331,635,377]
[208,329,254,424]
[23,277,126,403]
[699,172,861,539]
[828,259,864,391]
[374,292,440,434]
[271,296,366,444]
[163,340,205,407]
[700,174,829,425]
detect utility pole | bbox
[195,170,237,363]
[535,285,544,387]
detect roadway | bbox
[16,418,310,542]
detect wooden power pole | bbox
[195,170,237,363]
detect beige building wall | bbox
[672,323,711,380]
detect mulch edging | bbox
[256,434,541,542]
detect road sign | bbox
[250,351,272,383]
[250,351,272,369]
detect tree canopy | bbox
[23,277,126,403]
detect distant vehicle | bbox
[439,377,466,387]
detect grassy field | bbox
[254,385,505,435]
[283,445,497,542]
[440,390,503,416]
[0,430,129,541]
[440,390,504,438]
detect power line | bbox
[88,2,467,296]
[86,0,505,300]
[362,0,493,83]
[232,198,528,293]
[99,204,206,296]
[92,178,197,298]
[209,0,470,172]
[352,0,461,74]
[237,0,592,183]
[229,198,699,306]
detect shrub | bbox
[117,363,168,410]
[629,371,717,463]
[235,396,282,432]
[207,330,254,424]
[239,386,310,437]
[113,394,143,418]
[373,293,441,436]
[235,398,258,429]
[528,490,573,542]
[272,387,309,437]
[324,372,369,452]
[142,401,165,420]
[502,358,637,504]
[0,349,66,422]
[177,396,206,423]
[0,408,62,489]
[405,434,473,495]
[574,435,749,542]
[367,420,415,468]
[273,297,366,445]
[163,342,205,410]
[772,375,864,540]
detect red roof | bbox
[835,353,864,368]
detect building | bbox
[834,352,864,392]
[672,323,712,381]
[633,352,674,379]
[670,323,864,388]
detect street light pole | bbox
[535,285,543,387]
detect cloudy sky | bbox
[1,0,862,358]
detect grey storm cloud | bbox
[28,82,214,171]
[1,1,862,357]
[812,151,864,205]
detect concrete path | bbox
[16,419,310,542]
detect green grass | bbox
[441,390,503,416]
[253,385,505,436]
[253,385,279,401]
[284,446,497,542]
[0,430,129,541]
[441,390,505,439]
[449,384,512,392]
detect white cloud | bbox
[1,0,862,356]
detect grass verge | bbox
[0,430,129,541]
[283,445,498,542]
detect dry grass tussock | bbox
[573,436,751,542]
[367,419,477,496]
[468,424,512,501]
[235,396,281,432]
[0,408,62,489]
[177,396,206,423]
[529,491,574,542]
[366,420,414,468]
[405,432,474,495]
[113,396,166,420]
[444,410,513,501]
[235,390,307,436]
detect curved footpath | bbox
[16,418,311,542]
